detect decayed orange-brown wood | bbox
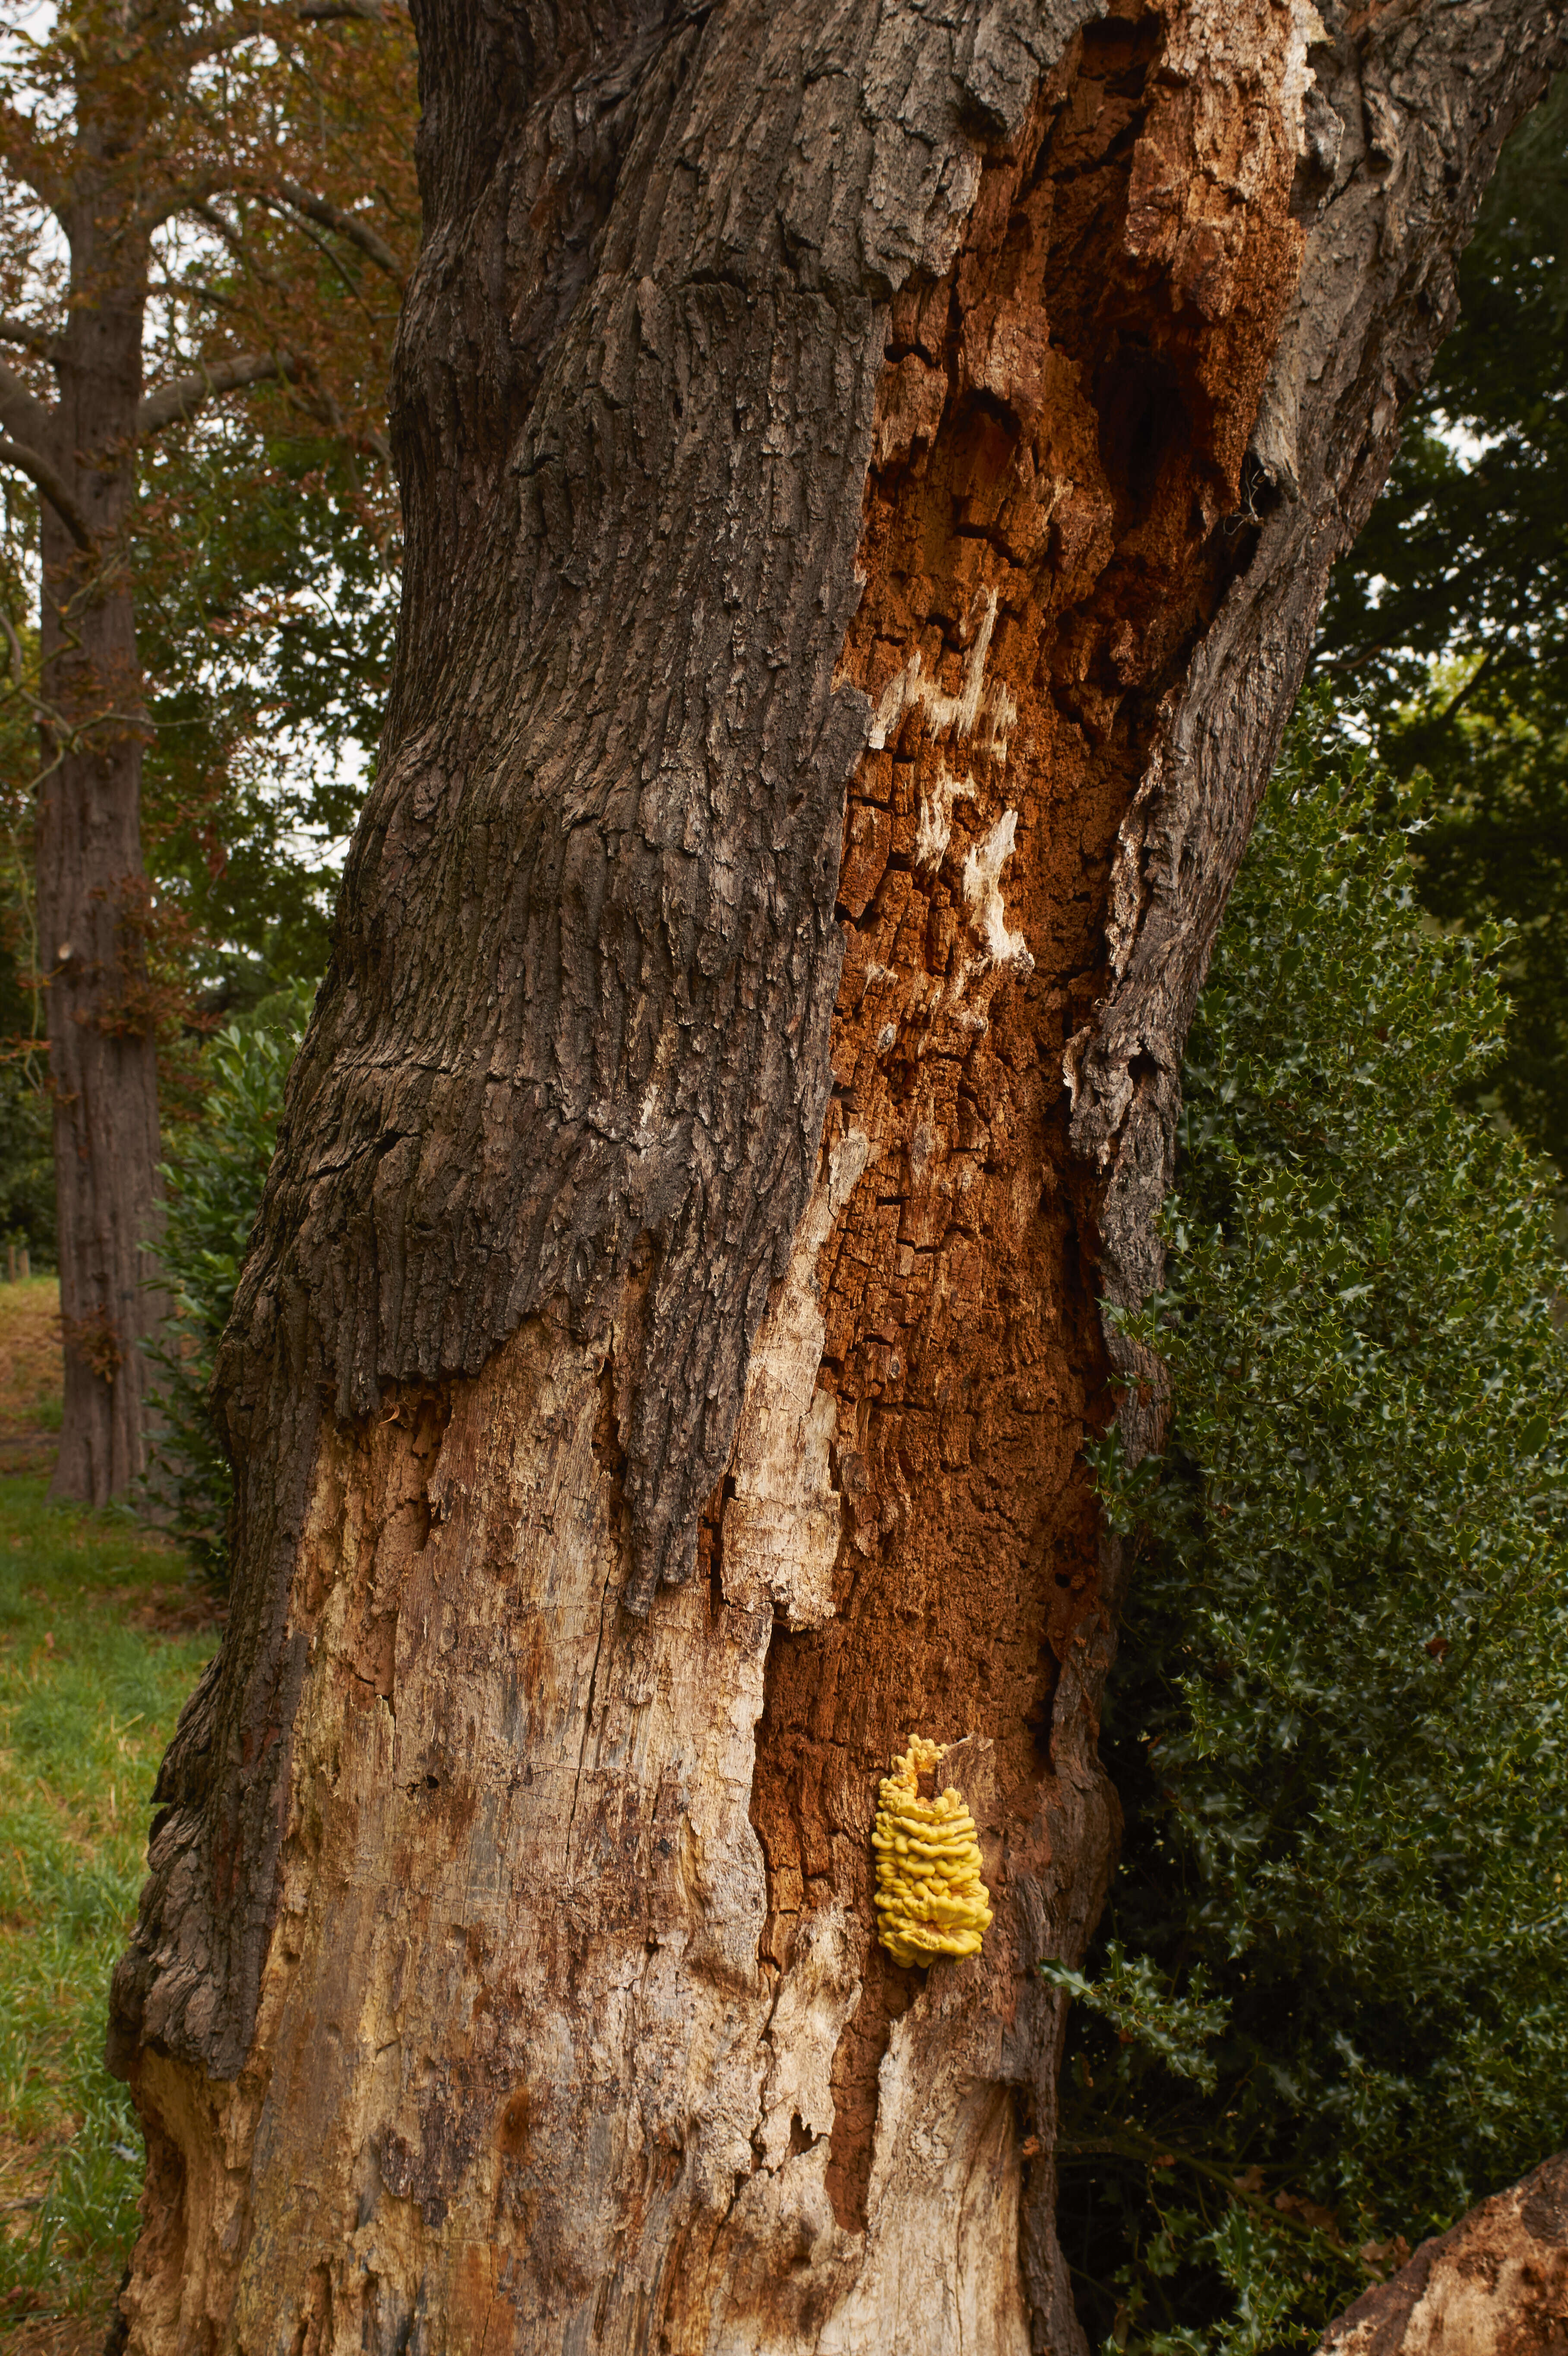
[749,0,1305,2286]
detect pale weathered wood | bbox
[109,3,1566,2350]
[1315,2153,1568,2356]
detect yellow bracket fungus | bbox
[872,1735,993,1967]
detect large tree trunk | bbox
[107,2,1564,2350]
[38,196,161,1503]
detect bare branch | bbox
[0,437,91,547]
[137,349,301,437]
[0,315,58,356]
[180,0,405,66]
[0,354,53,445]
[274,179,405,287]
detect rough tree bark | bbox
[108,1,1564,2350]
[23,189,164,1503]
[1316,2153,1568,2356]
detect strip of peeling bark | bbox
[107,2,1565,2352]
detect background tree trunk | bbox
[2,12,417,1503]
[38,201,162,1504]
[109,2,1565,2350]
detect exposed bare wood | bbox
[1317,2153,1568,2356]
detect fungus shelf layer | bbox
[871,1736,993,1967]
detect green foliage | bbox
[1059,717,1568,2354]
[1042,1944,1227,2093]
[135,404,398,1011]
[144,983,313,1577]
[0,1059,53,1262]
[0,1476,213,2317]
[1318,73,1568,1171]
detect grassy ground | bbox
[0,1285,65,1476]
[0,1282,218,2350]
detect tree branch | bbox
[139,178,221,235]
[0,97,68,209]
[299,0,397,19]
[1436,640,1501,723]
[0,315,58,356]
[261,203,371,314]
[191,202,289,295]
[0,354,54,447]
[0,438,91,548]
[137,350,302,437]
[180,0,403,66]
[145,178,406,294]
[150,277,247,320]
[274,180,405,286]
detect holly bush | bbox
[1054,712,1568,2353]
[142,982,313,1580]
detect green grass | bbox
[0,1478,214,2326]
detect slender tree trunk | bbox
[38,195,161,1503]
[108,3,1564,2351]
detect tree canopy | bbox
[0,0,415,1487]
[0,0,413,1010]
[1318,70,1568,1172]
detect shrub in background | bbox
[0,1061,54,1264]
[1055,716,1568,2354]
[143,982,313,1579]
